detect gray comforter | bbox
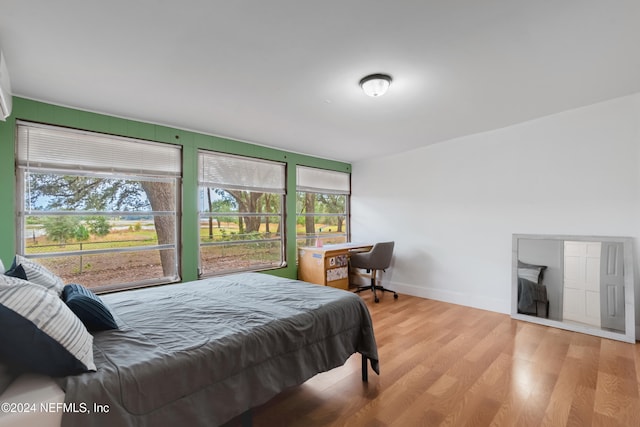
[56,273,379,427]
[517,277,548,313]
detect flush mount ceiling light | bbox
[359,73,392,97]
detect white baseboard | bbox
[387,280,510,314]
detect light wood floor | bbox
[241,291,640,427]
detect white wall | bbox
[351,93,640,315]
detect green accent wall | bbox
[0,97,351,281]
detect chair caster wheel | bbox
[374,297,380,303]
[394,294,398,299]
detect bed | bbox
[516,260,549,318]
[1,272,379,427]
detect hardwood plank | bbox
[566,385,595,427]
[226,293,640,427]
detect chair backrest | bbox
[351,241,395,270]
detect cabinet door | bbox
[298,249,326,285]
[324,252,349,289]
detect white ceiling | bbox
[0,1,639,163]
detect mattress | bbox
[0,374,65,427]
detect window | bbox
[16,122,182,291]
[198,151,285,276]
[296,166,350,249]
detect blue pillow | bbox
[0,275,95,376]
[62,284,118,331]
[4,263,27,280]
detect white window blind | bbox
[296,166,350,194]
[16,121,181,177]
[198,151,285,193]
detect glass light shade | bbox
[359,74,392,97]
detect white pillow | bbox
[12,255,65,296]
[518,267,543,284]
[0,275,95,376]
[0,258,4,274]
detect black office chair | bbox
[351,241,397,303]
